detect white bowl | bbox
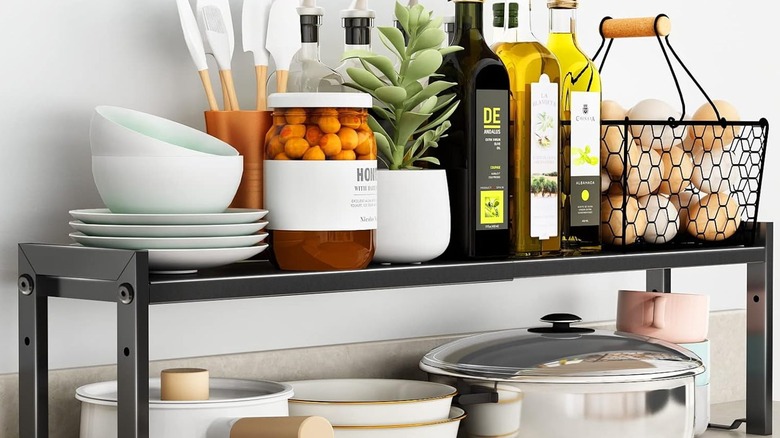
[90,106,238,157]
[92,155,243,214]
[286,379,457,426]
[332,407,465,438]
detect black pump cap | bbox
[343,17,373,45]
[300,15,320,43]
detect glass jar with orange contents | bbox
[264,93,378,271]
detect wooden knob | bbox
[160,368,209,401]
[601,15,671,39]
[231,417,334,438]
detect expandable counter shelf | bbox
[18,222,774,438]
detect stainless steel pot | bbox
[420,314,704,438]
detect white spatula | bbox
[202,5,240,111]
[197,0,236,110]
[175,0,219,111]
[242,0,273,110]
[266,0,302,93]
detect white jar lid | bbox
[268,92,373,109]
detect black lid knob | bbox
[529,313,594,334]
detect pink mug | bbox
[616,290,709,343]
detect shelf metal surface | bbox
[19,240,769,305]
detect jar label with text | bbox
[264,160,377,231]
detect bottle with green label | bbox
[492,1,562,257]
[432,0,511,259]
[546,0,601,254]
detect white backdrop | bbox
[0,0,777,396]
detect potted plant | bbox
[342,1,461,264]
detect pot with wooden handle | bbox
[76,368,296,438]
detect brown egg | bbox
[690,144,737,194]
[601,193,648,246]
[601,100,627,120]
[689,100,741,151]
[601,126,640,178]
[668,191,702,230]
[687,192,742,241]
[624,148,663,197]
[658,146,694,195]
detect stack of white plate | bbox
[69,208,269,274]
[71,106,270,274]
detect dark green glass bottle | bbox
[433,0,511,259]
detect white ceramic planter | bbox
[373,169,450,264]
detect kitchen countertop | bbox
[705,401,779,437]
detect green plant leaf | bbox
[395,111,431,146]
[368,115,392,146]
[404,81,456,110]
[439,46,464,56]
[427,17,443,32]
[403,49,443,84]
[394,1,409,34]
[419,96,438,114]
[372,105,396,122]
[347,67,386,91]
[404,80,424,104]
[375,86,408,106]
[416,8,431,30]
[431,94,457,113]
[378,26,407,59]
[374,131,393,165]
[342,81,373,95]
[341,49,378,60]
[360,56,398,86]
[411,28,446,53]
[408,4,424,31]
[415,100,459,134]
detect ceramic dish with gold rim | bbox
[331,407,464,438]
[285,379,457,426]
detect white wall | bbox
[1,0,777,395]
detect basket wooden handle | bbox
[601,15,671,39]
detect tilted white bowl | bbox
[90,106,238,157]
[332,407,465,438]
[92,155,243,214]
[286,379,457,426]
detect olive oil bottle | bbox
[433,0,511,259]
[492,2,562,257]
[546,0,602,254]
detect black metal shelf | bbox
[17,223,774,437]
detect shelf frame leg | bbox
[18,251,48,438]
[116,253,150,438]
[746,222,773,435]
[646,268,672,292]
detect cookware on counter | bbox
[331,407,465,438]
[286,378,457,426]
[420,313,704,438]
[617,289,709,343]
[76,376,293,438]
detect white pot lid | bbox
[267,92,372,109]
[420,313,705,384]
[76,378,293,408]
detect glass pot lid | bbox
[420,314,704,384]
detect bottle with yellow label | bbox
[546,0,602,254]
[432,0,511,259]
[492,1,562,257]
